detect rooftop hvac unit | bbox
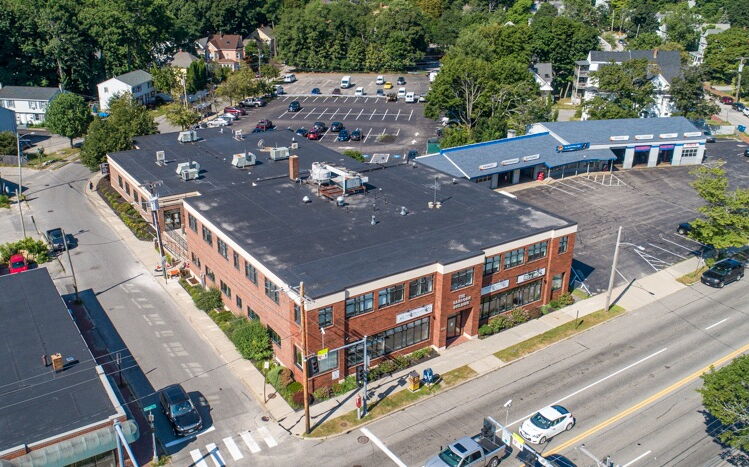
[177,130,198,143]
[270,147,290,161]
[155,150,166,165]
[232,152,256,168]
[291,141,299,150]
[234,129,243,140]
[176,161,200,180]
[310,162,331,183]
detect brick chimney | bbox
[289,155,299,180]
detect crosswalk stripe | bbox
[222,437,244,461]
[257,426,278,448]
[190,449,209,467]
[205,443,225,467]
[240,431,262,453]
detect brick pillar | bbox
[289,155,299,180]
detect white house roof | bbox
[106,70,153,87]
[0,86,60,101]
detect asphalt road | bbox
[516,140,749,294]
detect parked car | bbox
[355,87,365,96]
[396,76,406,85]
[332,88,341,95]
[8,254,28,274]
[721,96,734,105]
[295,128,308,137]
[274,85,285,95]
[519,405,575,444]
[425,417,508,467]
[350,129,362,141]
[405,92,416,103]
[337,129,350,141]
[45,227,66,252]
[386,92,397,102]
[732,101,745,111]
[313,121,327,132]
[288,101,301,112]
[376,89,384,96]
[376,75,385,85]
[220,113,237,121]
[283,73,296,83]
[704,132,716,143]
[384,81,393,89]
[397,87,407,98]
[407,150,419,160]
[311,88,321,95]
[701,259,745,288]
[159,384,203,436]
[677,222,692,235]
[743,107,749,117]
[256,119,273,131]
[241,98,266,108]
[307,129,322,140]
[206,118,230,127]
[419,95,427,102]
[224,106,245,116]
[745,148,749,157]
[331,121,344,132]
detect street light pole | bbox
[734,57,748,103]
[16,130,22,196]
[144,181,167,280]
[300,281,311,435]
[61,228,79,302]
[604,226,623,312]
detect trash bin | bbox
[408,374,421,392]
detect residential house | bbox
[248,26,276,57]
[170,50,199,74]
[0,85,62,125]
[572,49,682,118]
[693,23,730,65]
[97,70,155,111]
[532,63,554,97]
[198,34,244,71]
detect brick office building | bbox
[108,129,576,390]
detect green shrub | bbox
[410,348,434,361]
[479,324,494,337]
[267,366,283,388]
[490,315,512,333]
[285,381,303,396]
[230,320,272,361]
[0,195,9,208]
[342,149,364,162]
[0,237,50,263]
[332,376,358,395]
[313,386,333,402]
[510,308,529,325]
[278,367,294,388]
[194,288,222,311]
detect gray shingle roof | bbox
[112,70,152,87]
[170,51,199,68]
[536,116,704,146]
[589,49,682,84]
[0,86,60,101]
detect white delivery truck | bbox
[341,75,352,88]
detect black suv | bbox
[288,101,301,112]
[159,384,203,436]
[331,121,344,132]
[45,227,66,252]
[313,121,327,132]
[701,259,745,288]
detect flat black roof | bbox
[0,268,117,451]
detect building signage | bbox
[683,131,703,137]
[500,158,520,166]
[684,142,700,148]
[317,348,329,360]
[517,267,545,284]
[555,142,590,152]
[659,133,678,138]
[634,134,654,140]
[512,433,526,451]
[481,280,510,295]
[332,369,340,380]
[478,162,498,170]
[452,294,472,309]
[634,145,652,152]
[609,135,629,141]
[523,154,541,161]
[659,144,675,150]
[395,304,433,324]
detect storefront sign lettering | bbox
[555,142,590,152]
[478,162,498,170]
[659,133,678,138]
[452,294,472,309]
[500,158,520,166]
[683,142,700,148]
[523,154,541,161]
[683,131,703,137]
[659,144,675,150]
[395,304,433,324]
[517,267,546,284]
[634,134,654,140]
[481,280,510,295]
[609,135,629,141]
[634,145,652,152]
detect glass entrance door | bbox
[447,312,463,340]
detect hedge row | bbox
[0,237,50,264]
[98,179,155,241]
[478,293,576,338]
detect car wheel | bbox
[565,422,574,431]
[738,274,744,281]
[718,281,725,288]
[539,436,547,444]
[678,229,686,235]
[488,457,499,467]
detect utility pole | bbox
[16,130,23,197]
[300,281,311,435]
[734,57,748,103]
[361,335,369,418]
[16,187,26,237]
[604,226,622,312]
[61,228,79,302]
[143,181,167,280]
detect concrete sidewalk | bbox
[84,171,701,438]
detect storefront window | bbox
[346,317,431,365]
[451,268,474,290]
[552,273,564,291]
[164,208,181,230]
[479,280,542,323]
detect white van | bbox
[341,75,352,88]
[355,87,365,96]
[397,87,406,98]
[376,75,385,85]
[405,92,416,103]
[283,73,296,83]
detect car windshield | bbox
[437,448,462,467]
[49,231,63,239]
[530,412,553,429]
[11,260,25,268]
[171,400,193,417]
[712,264,732,275]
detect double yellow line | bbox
[545,341,749,456]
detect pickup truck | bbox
[426,418,508,467]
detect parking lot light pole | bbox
[605,226,646,312]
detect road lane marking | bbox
[360,427,407,467]
[257,426,278,448]
[205,443,225,467]
[705,318,728,330]
[545,341,749,456]
[240,431,261,453]
[222,437,243,460]
[190,449,209,467]
[508,348,669,427]
[622,450,652,467]
[164,426,216,447]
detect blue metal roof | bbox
[536,117,704,146]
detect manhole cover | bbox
[261,416,270,422]
[357,436,369,444]
[340,422,348,428]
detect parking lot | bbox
[281,72,432,97]
[231,72,438,154]
[516,139,749,294]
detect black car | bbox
[295,127,308,137]
[406,150,419,160]
[701,259,745,288]
[350,129,362,141]
[732,102,745,111]
[288,101,301,112]
[704,132,716,143]
[159,384,203,436]
[313,121,327,132]
[376,89,384,96]
[331,121,344,132]
[332,88,341,95]
[337,129,350,141]
[396,76,406,85]
[45,227,66,252]
[677,222,692,235]
[744,148,749,157]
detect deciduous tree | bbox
[584,59,655,119]
[669,67,720,121]
[703,28,749,84]
[699,355,749,451]
[688,166,749,249]
[163,103,201,129]
[44,93,92,147]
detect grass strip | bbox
[676,266,708,285]
[494,305,625,363]
[308,365,477,437]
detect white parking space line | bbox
[205,443,225,467]
[319,108,329,118]
[240,431,261,453]
[304,107,318,119]
[343,109,352,120]
[408,109,413,121]
[647,243,687,259]
[706,318,729,330]
[659,235,697,251]
[344,97,350,103]
[555,180,586,192]
[222,437,243,461]
[301,96,310,102]
[282,96,290,101]
[395,109,401,121]
[290,109,303,119]
[190,449,209,467]
[380,128,386,135]
[369,109,376,120]
[320,128,331,141]
[395,128,400,136]
[277,110,288,119]
[364,128,373,143]
[330,107,340,119]
[356,109,364,120]
[546,183,577,197]
[360,428,407,467]
[257,426,278,448]
[622,450,652,467]
[507,348,669,427]
[382,108,389,121]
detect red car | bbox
[9,253,28,274]
[256,119,273,131]
[224,106,246,116]
[720,96,734,105]
[307,129,322,140]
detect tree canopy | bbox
[584,59,655,120]
[687,166,749,249]
[699,355,749,451]
[703,28,749,84]
[44,93,92,147]
[669,67,719,121]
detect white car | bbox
[376,75,385,85]
[743,107,749,117]
[283,73,296,83]
[220,113,237,121]
[405,92,416,103]
[397,87,406,98]
[519,405,574,444]
[355,87,365,96]
[206,118,229,127]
